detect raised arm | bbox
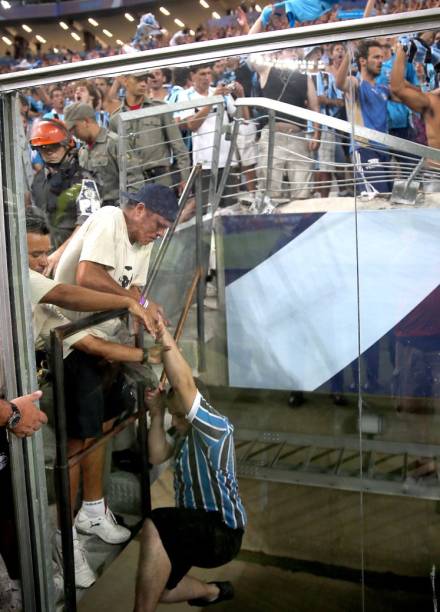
[144,387,174,465]
[390,45,431,114]
[155,320,197,414]
[335,48,358,94]
[363,0,376,18]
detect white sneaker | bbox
[75,507,131,545]
[54,536,96,589]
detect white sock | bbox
[81,498,106,518]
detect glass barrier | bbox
[1,11,440,612]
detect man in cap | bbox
[64,102,144,207]
[109,74,190,193]
[55,183,179,329]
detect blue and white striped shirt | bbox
[173,391,247,531]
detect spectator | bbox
[54,183,177,333]
[134,318,246,612]
[109,74,190,192]
[26,209,156,587]
[30,118,94,275]
[336,40,393,194]
[179,63,244,208]
[43,86,66,120]
[390,42,440,151]
[249,50,320,200]
[147,69,170,102]
[94,77,121,114]
[64,102,144,207]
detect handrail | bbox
[235,97,440,164]
[0,9,438,91]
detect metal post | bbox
[265,109,276,199]
[195,172,206,372]
[208,103,226,211]
[118,113,128,205]
[50,330,76,612]
[211,116,241,215]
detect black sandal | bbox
[188,581,234,607]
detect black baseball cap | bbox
[122,183,179,223]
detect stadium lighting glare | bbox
[174,18,185,27]
[71,31,81,41]
[124,13,135,22]
[189,29,195,35]
[199,0,209,8]
[255,4,262,11]
[59,21,69,30]
[88,18,99,27]
[1,35,12,45]
[212,11,221,19]
[116,39,124,45]
[53,47,59,53]
[22,24,32,33]
[1,1,11,9]
[159,7,170,16]
[103,29,113,38]
[36,35,46,43]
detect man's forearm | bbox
[390,47,406,95]
[75,335,143,362]
[335,53,351,92]
[160,327,195,406]
[187,106,211,132]
[76,261,130,298]
[148,415,173,464]
[42,282,133,312]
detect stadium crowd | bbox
[1,1,440,608]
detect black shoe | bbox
[288,391,305,408]
[188,581,234,607]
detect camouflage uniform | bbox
[109,98,190,188]
[77,126,144,206]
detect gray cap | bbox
[64,102,96,129]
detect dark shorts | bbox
[355,147,392,194]
[150,507,243,590]
[63,350,126,440]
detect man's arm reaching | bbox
[40,281,157,333]
[390,46,431,114]
[154,320,197,414]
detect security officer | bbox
[109,73,190,192]
[64,102,144,206]
[30,118,100,276]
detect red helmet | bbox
[29,118,74,148]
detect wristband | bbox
[139,295,149,309]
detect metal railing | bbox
[0,9,438,91]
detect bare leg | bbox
[159,575,219,604]
[67,438,86,518]
[243,166,257,192]
[81,419,114,502]
[134,519,172,612]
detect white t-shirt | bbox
[179,87,236,169]
[54,206,152,327]
[30,269,88,358]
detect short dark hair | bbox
[172,67,190,88]
[190,62,213,74]
[49,86,63,98]
[356,39,382,70]
[25,208,50,235]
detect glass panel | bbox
[6,14,440,610]
[353,27,440,610]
